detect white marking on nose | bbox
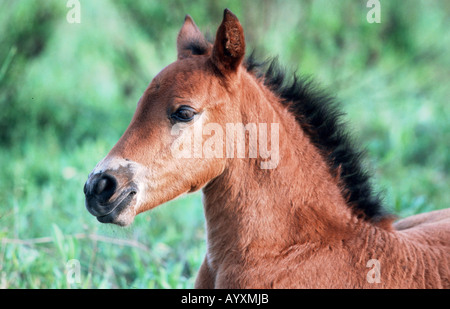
[90,156,132,177]
[86,156,130,187]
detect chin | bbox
[96,206,137,227]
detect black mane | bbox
[244,52,390,223]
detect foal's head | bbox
[84,10,248,226]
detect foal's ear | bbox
[211,9,246,74]
[177,15,211,60]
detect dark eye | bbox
[171,106,197,122]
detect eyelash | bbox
[170,106,197,122]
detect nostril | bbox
[95,178,108,195]
[92,174,117,202]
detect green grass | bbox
[0,0,449,288]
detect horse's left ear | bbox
[177,15,211,60]
[211,9,246,74]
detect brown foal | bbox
[84,10,450,288]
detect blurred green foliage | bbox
[0,0,448,288]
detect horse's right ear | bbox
[177,15,211,60]
[211,9,246,74]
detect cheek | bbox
[121,115,227,208]
[187,157,226,192]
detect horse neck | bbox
[202,71,358,261]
